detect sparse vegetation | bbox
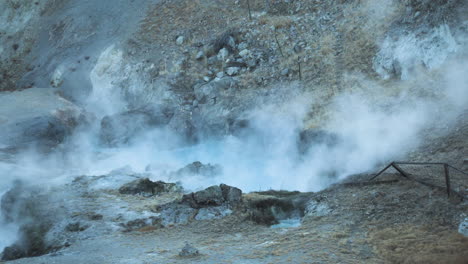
[369,225,468,264]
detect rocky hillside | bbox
[1,0,467,148]
[0,0,467,263]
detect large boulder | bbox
[192,185,225,207]
[220,184,242,205]
[179,242,200,258]
[0,88,87,151]
[154,184,242,225]
[181,184,242,209]
[118,178,182,197]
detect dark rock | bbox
[211,30,239,54]
[154,184,241,224]
[11,223,51,259]
[119,178,181,197]
[87,213,103,221]
[181,184,241,209]
[193,185,224,206]
[99,106,174,146]
[220,184,242,204]
[246,191,311,226]
[65,222,88,232]
[179,242,200,257]
[0,181,55,259]
[226,61,247,68]
[1,245,26,261]
[247,197,293,225]
[120,217,163,232]
[182,185,224,208]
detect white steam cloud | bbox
[1,1,468,253]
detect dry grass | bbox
[258,15,293,29]
[138,0,243,45]
[368,225,468,264]
[136,226,158,232]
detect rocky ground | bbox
[1,165,467,263]
[1,108,467,263]
[1,0,468,263]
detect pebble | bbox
[239,49,251,59]
[196,51,204,60]
[226,67,240,76]
[179,242,200,257]
[217,48,229,59]
[176,36,184,45]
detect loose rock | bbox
[195,50,204,60]
[176,36,184,45]
[459,218,468,237]
[239,49,251,59]
[216,71,224,78]
[217,48,229,59]
[226,67,240,76]
[179,242,200,257]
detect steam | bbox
[1,0,468,255]
[11,57,464,193]
[1,34,467,194]
[374,24,459,80]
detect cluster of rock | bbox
[181,184,242,208]
[154,184,242,226]
[192,34,260,82]
[0,169,314,261]
[179,242,200,258]
[118,178,182,197]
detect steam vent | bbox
[1,0,467,263]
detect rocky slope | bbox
[1,0,468,263]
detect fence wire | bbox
[370,162,468,199]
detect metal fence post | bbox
[444,164,451,197]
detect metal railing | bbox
[369,161,468,199]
